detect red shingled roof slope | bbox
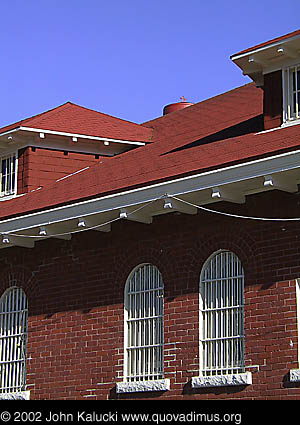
[143,83,263,152]
[1,83,300,221]
[0,102,152,143]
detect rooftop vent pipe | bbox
[163,96,194,115]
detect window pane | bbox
[1,159,7,193]
[293,70,296,91]
[297,69,300,89]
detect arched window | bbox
[199,250,245,377]
[0,287,28,394]
[124,264,164,383]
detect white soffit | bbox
[0,126,146,157]
[18,127,146,146]
[0,126,146,147]
[0,148,300,243]
[231,33,300,85]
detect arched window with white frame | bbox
[124,264,164,384]
[0,287,28,395]
[289,279,300,383]
[199,250,246,380]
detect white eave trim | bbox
[1,147,300,235]
[0,127,21,138]
[231,32,300,61]
[0,126,146,147]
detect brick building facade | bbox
[1,30,300,400]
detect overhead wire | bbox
[169,195,300,222]
[1,191,300,242]
[0,194,165,239]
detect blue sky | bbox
[0,0,299,127]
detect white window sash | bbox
[0,153,18,197]
[283,65,300,123]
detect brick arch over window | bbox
[190,225,258,287]
[115,240,171,293]
[0,265,39,300]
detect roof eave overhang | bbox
[231,33,300,87]
[0,126,146,156]
[1,147,300,248]
[18,126,147,146]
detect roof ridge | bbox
[0,102,73,132]
[23,102,76,126]
[63,102,148,128]
[15,101,148,132]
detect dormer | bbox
[231,29,300,131]
[0,102,151,200]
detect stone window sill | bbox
[116,379,170,394]
[289,369,300,382]
[191,372,252,388]
[0,391,30,400]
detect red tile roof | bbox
[231,28,300,58]
[1,83,300,221]
[0,102,152,143]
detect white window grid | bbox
[0,287,28,394]
[0,153,18,197]
[124,264,164,382]
[283,65,300,123]
[199,250,245,377]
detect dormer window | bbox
[231,29,300,131]
[283,64,300,123]
[0,153,17,197]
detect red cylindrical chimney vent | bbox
[163,97,194,115]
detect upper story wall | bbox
[263,70,283,130]
[17,147,102,194]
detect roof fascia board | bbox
[0,126,146,146]
[1,148,300,234]
[20,126,146,146]
[0,127,21,138]
[231,33,300,61]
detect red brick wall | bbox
[0,190,300,400]
[263,71,283,130]
[17,147,101,193]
